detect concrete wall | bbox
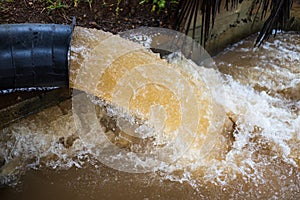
[290,1,300,31]
[186,0,265,55]
[188,0,300,55]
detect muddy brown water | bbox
[0,28,299,199]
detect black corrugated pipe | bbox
[0,19,75,90]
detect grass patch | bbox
[139,0,178,12]
[45,0,69,12]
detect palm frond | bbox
[175,0,293,47]
[255,0,293,46]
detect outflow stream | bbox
[0,27,299,199]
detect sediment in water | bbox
[0,27,299,199]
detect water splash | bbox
[0,28,299,199]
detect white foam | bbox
[0,32,299,198]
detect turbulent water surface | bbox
[0,29,299,199]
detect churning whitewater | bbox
[0,28,299,199]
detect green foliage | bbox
[0,0,10,12]
[0,0,14,3]
[46,0,92,11]
[86,0,92,8]
[46,0,69,12]
[0,0,14,2]
[139,0,178,12]
[74,0,78,6]
[115,0,122,15]
[0,0,14,8]
[74,0,92,8]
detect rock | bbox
[0,157,5,169]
